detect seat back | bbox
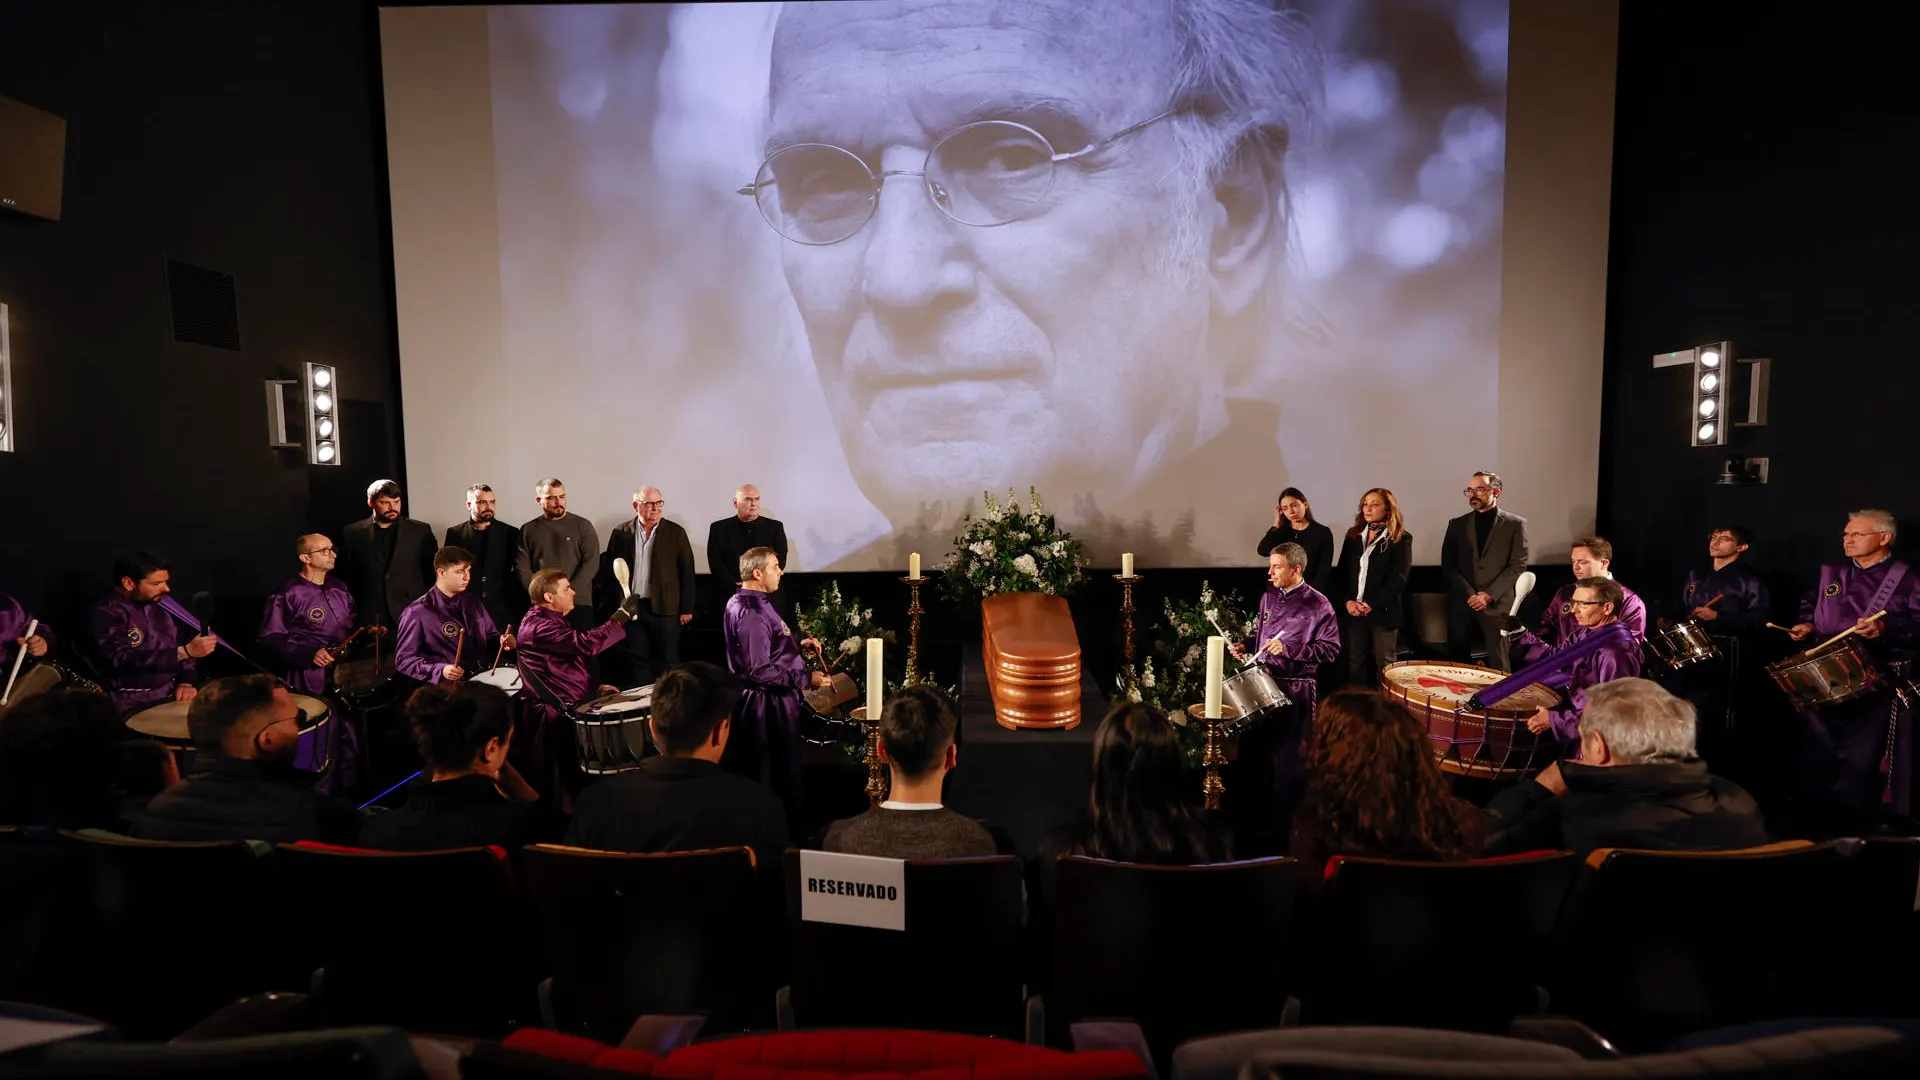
[784,852,1026,1037]
[275,842,533,1038]
[1303,851,1578,1030]
[1050,856,1304,1063]
[519,844,773,1041]
[643,1029,1148,1080]
[0,829,101,1015]
[1549,841,1845,1050]
[64,830,301,1038]
[1794,837,1920,1016]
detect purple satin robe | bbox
[515,603,627,811]
[1794,559,1919,813]
[394,586,500,684]
[1538,580,1647,648]
[1509,622,1643,745]
[257,574,362,793]
[1680,560,1771,633]
[0,592,54,669]
[722,589,808,816]
[87,592,194,715]
[1246,583,1341,831]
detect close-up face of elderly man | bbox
[752,0,1314,521]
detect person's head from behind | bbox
[1578,678,1698,767]
[188,675,301,764]
[114,551,171,604]
[406,681,515,780]
[1293,689,1471,864]
[1083,701,1211,863]
[0,690,174,829]
[879,687,961,794]
[759,0,1316,522]
[648,662,741,761]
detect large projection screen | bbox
[380,0,1616,572]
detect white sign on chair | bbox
[799,849,907,931]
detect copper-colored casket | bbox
[981,592,1082,730]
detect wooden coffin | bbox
[981,592,1082,730]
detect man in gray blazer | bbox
[1440,471,1529,671]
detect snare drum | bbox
[1647,619,1721,672]
[1380,660,1562,780]
[334,655,402,710]
[572,684,655,774]
[125,693,334,773]
[1221,664,1291,720]
[1767,637,1886,711]
[470,666,523,697]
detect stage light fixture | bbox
[0,302,14,452]
[1698,422,1716,441]
[1689,340,1732,447]
[1699,372,1719,393]
[304,361,340,466]
[1699,348,1721,368]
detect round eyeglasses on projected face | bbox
[739,110,1181,246]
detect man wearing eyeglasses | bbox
[745,0,1315,547]
[257,534,364,792]
[1441,471,1530,671]
[1506,578,1641,750]
[1785,509,1919,817]
[596,487,696,688]
[1534,537,1646,649]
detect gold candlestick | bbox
[900,574,927,675]
[851,705,888,808]
[1186,702,1241,811]
[1115,573,1142,694]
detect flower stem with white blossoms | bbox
[1113,581,1255,766]
[944,487,1087,603]
[795,581,893,693]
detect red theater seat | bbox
[510,1030,1148,1080]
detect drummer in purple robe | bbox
[1536,537,1647,647]
[722,546,831,822]
[1228,542,1342,843]
[1507,577,1643,749]
[1668,525,1772,765]
[516,568,643,810]
[256,534,363,791]
[0,590,53,669]
[1681,525,1772,632]
[395,546,514,687]
[87,552,217,715]
[1787,509,1920,816]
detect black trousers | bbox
[608,607,681,688]
[1343,618,1401,686]
[1445,596,1511,671]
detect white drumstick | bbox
[1205,612,1259,669]
[2,618,37,706]
[1507,571,1537,618]
[613,558,632,598]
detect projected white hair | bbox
[1579,678,1699,765]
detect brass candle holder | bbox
[850,705,888,808]
[1185,702,1242,811]
[900,574,929,674]
[1115,573,1142,694]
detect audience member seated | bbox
[1482,677,1767,856]
[0,689,178,829]
[1289,689,1481,871]
[1043,702,1234,868]
[358,681,555,851]
[822,686,996,860]
[565,661,789,865]
[132,675,362,844]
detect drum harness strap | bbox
[513,657,576,718]
[1854,564,1910,804]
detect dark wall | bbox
[0,0,400,632]
[1598,1,1920,615]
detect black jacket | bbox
[131,757,363,844]
[594,518,697,620]
[1258,521,1336,598]
[357,773,548,852]
[1481,760,1767,857]
[445,520,523,631]
[340,516,437,628]
[564,756,788,866]
[1334,527,1414,628]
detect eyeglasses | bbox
[1568,599,1608,607]
[1463,486,1495,496]
[639,501,665,510]
[1842,531,1883,539]
[302,547,335,556]
[739,109,1182,245]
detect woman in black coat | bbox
[1258,487,1336,598]
[1335,488,1413,685]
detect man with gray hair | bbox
[595,486,696,687]
[723,546,830,820]
[1786,509,1920,816]
[1481,678,1766,856]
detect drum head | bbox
[579,684,653,716]
[126,700,193,742]
[471,667,523,696]
[291,694,331,729]
[1379,660,1559,714]
[0,664,64,716]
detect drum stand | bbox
[1116,573,1142,695]
[850,706,889,808]
[1187,703,1241,811]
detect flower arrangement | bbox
[1114,581,1256,766]
[942,487,1086,603]
[795,581,892,681]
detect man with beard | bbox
[256,534,363,792]
[446,484,522,631]
[1441,471,1529,671]
[516,478,600,635]
[87,552,217,715]
[340,479,437,630]
[132,675,362,844]
[707,484,790,624]
[396,547,514,686]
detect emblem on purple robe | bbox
[1826,582,1841,596]
[441,620,460,637]
[308,606,327,623]
[127,627,143,647]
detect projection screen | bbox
[380,0,1617,572]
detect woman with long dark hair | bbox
[1057,702,1231,864]
[359,681,549,850]
[1289,689,1479,870]
[1336,487,1413,685]
[1259,488,1335,597]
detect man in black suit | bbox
[1440,470,1529,671]
[564,661,788,865]
[595,485,696,688]
[444,484,521,633]
[339,479,437,630]
[706,484,791,625]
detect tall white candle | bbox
[867,637,884,718]
[909,552,921,580]
[1204,636,1225,719]
[1121,552,1135,578]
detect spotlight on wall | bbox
[304,361,339,466]
[1689,341,1732,447]
[0,302,13,452]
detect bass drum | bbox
[573,685,655,775]
[1380,660,1562,781]
[0,661,106,718]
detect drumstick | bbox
[490,632,508,673]
[1204,612,1259,669]
[453,627,466,677]
[1,618,37,706]
[332,625,368,654]
[613,558,632,599]
[1766,622,1795,633]
[1704,593,1725,608]
[1811,609,1887,654]
[1507,571,1537,619]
